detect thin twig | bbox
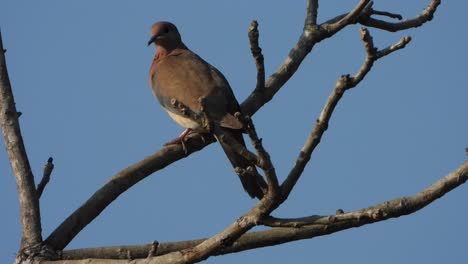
[237,114,279,197]
[214,129,262,169]
[371,9,403,20]
[359,0,441,32]
[36,157,54,199]
[248,20,265,93]
[376,36,411,59]
[280,28,411,200]
[323,0,371,34]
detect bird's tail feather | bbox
[215,128,266,199]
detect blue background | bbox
[1,1,467,263]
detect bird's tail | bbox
[215,128,266,199]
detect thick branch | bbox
[305,0,319,26]
[58,161,468,261]
[45,136,213,250]
[0,31,42,249]
[45,1,440,251]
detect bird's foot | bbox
[164,128,192,153]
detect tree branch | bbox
[359,0,441,32]
[36,157,54,199]
[45,138,212,250]
[0,30,43,250]
[322,0,371,35]
[305,0,319,26]
[240,115,279,196]
[248,20,265,93]
[44,1,440,251]
[370,9,403,21]
[280,28,411,200]
[56,161,468,262]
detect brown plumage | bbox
[148,21,265,199]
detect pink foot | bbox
[164,128,192,153]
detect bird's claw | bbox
[164,138,188,154]
[164,128,191,154]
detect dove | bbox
[148,21,265,198]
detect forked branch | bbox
[280,28,411,199]
[0,31,42,250]
[56,161,468,261]
[0,2,446,263]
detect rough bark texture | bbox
[1,1,463,264]
[0,32,42,251]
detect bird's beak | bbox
[147,35,158,46]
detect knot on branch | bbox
[371,209,387,220]
[18,242,62,262]
[315,119,328,132]
[335,209,345,215]
[147,240,159,258]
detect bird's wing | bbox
[150,49,243,130]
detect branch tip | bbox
[248,20,266,93]
[36,156,55,199]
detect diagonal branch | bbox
[36,157,54,199]
[45,139,211,250]
[280,28,412,200]
[57,161,468,261]
[0,31,43,250]
[322,0,371,35]
[45,1,440,251]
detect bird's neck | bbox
[155,43,188,61]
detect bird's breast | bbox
[165,109,202,130]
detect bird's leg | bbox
[164,128,192,153]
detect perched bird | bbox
[148,21,265,199]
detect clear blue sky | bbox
[1,1,467,263]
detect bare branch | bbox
[248,21,265,93]
[280,28,411,199]
[262,215,322,228]
[147,241,159,258]
[323,0,371,34]
[58,161,468,261]
[0,31,42,249]
[370,9,403,20]
[241,0,375,117]
[215,129,262,169]
[45,137,212,250]
[375,36,412,59]
[305,0,319,26]
[44,1,440,253]
[240,115,279,197]
[359,0,441,32]
[36,157,54,199]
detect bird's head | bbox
[148,21,183,49]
